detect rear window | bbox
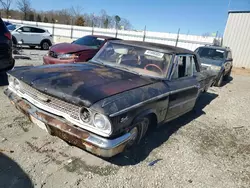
[0,18,8,33]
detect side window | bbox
[191,56,198,73]
[227,51,232,59]
[31,27,45,33]
[21,27,32,32]
[171,55,196,79]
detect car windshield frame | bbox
[92,42,173,79]
[197,47,226,63]
[72,36,106,49]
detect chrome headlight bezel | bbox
[79,107,112,136]
[57,53,79,60]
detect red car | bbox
[43,35,120,65]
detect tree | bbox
[70,5,83,17]
[0,0,12,17]
[43,16,48,23]
[17,0,31,20]
[103,18,109,28]
[51,18,55,23]
[28,11,34,21]
[75,16,85,26]
[36,14,41,22]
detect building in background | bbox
[223,11,250,68]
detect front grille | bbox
[49,51,58,58]
[19,81,80,121]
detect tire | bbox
[41,41,50,50]
[223,68,232,81]
[127,116,150,147]
[215,72,224,87]
[29,46,36,49]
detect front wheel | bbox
[127,117,150,147]
[215,72,224,87]
[223,68,232,81]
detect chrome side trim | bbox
[168,97,197,109]
[110,85,197,117]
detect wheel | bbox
[215,72,224,87]
[29,46,36,49]
[223,68,232,81]
[41,41,50,50]
[127,116,150,147]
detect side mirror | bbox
[17,29,22,33]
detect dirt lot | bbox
[0,49,250,188]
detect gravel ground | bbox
[0,49,250,188]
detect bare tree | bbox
[17,0,31,20]
[0,0,12,17]
[70,5,83,17]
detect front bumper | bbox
[43,55,75,65]
[4,88,133,158]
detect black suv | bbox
[0,17,14,72]
[195,45,233,87]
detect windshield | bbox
[92,42,172,78]
[72,36,106,49]
[197,47,225,62]
[7,24,17,31]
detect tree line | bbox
[0,0,133,30]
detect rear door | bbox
[165,54,199,121]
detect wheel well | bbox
[133,111,158,132]
[40,39,52,46]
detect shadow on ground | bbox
[222,76,233,87]
[109,92,218,166]
[0,153,34,188]
[0,72,8,86]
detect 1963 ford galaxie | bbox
[4,40,215,157]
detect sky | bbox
[25,0,250,35]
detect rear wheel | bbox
[41,41,50,50]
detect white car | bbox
[8,25,53,50]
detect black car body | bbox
[0,18,14,72]
[4,40,215,157]
[4,21,12,26]
[195,45,233,87]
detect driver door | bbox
[165,54,199,121]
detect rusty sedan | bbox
[4,40,215,157]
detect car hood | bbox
[50,43,94,54]
[9,63,155,107]
[200,57,223,67]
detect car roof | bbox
[86,35,121,40]
[109,40,195,54]
[197,45,229,51]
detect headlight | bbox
[93,113,112,134]
[80,107,91,123]
[211,66,221,71]
[13,78,20,90]
[57,53,79,60]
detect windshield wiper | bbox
[112,65,142,76]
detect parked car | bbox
[10,25,53,50]
[4,40,215,157]
[4,21,12,26]
[43,35,120,65]
[195,45,233,87]
[0,18,14,72]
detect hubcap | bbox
[43,42,49,50]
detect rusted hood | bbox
[50,43,94,54]
[9,63,155,107]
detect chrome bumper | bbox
[4,88,133,158]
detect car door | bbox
[165,54,199,121]
[16,26,33,44]
[30,27,45,45]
